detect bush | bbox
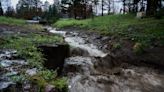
[155,8,164,19]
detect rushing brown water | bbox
[48,27,164,92]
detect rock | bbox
[0,60,13,67]
[0,82,15,90]
[101,37,110,41]
[136,12,146,19]
[127,27,133,32]
[94,54,121,71]
[45,84,56,92]
[102,44,108,50]
[64,56,94,75]
[12,60,28,65]
[4,72,18,77]
[26,68,37,76]
[0,50,17,60]
[70,47,89,56]
[24,84,31,90]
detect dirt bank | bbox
[58,27,164,70]
[50,27,164,92]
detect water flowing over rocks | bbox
[48,27,164,92]
[48,27,107,58]
[0,50,27,91]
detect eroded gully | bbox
[48,27,164,92]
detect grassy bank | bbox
[54,14,164,46]
[0,17,68,91]
[0,33,67,91]
[54,18,90,28]
[0,16,26,26]
[1,34,64,68]
[0,16,44,31]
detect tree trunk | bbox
[0,1,3,16]
[107,0,111,15]
[73,3,76,19]
[158,0,162,9]
[146,0,158,16]
[91,5,94,20]
[83,0,87,19]
[123,0,126,14]
[102,0,104,16]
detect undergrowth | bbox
[54,14,164,46]
[0,33,67,91]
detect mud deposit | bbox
[48,27,164,92]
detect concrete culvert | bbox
[38,44,70,75]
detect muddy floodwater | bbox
[48,27,164,92]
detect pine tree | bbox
[0,0,3,16]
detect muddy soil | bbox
[0,25,66,92]
[0,24,53,37]
[58,27,164,69]
[50,27,164,92]
[0,24,164,92]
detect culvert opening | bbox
[38,44,70,75]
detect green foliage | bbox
[38,70,57,81]
[30,70,67,92]
[55,14,164,46]
[0,38,6,45]
[155,8,164,19]
[44,4,59,23]
[0,16,26,26]
[1,34,63,68]
[1,33,67,91]
[0,16,44,31]
[51,77,68,92]
[11,75,26,83]
[16,0,43,19]
[54,18,90,28]
[25,24,44,31]
[112,43,121,49]
[30,75,48,90]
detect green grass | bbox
[0,16,26,26]
[0,33,67,91]
[1,34,64,68]
[54,18,90,28]
[0,16,44,31]
[30,70,68,92]
[54,14,164,46]
[0,16,67,91]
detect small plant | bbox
[11,75,26,83]
[133,42,144,54]
[112,43,121,49]
[0,63,2,69]
[38,70,57,81]
[51,77,68,92]
[29,70,67,92]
